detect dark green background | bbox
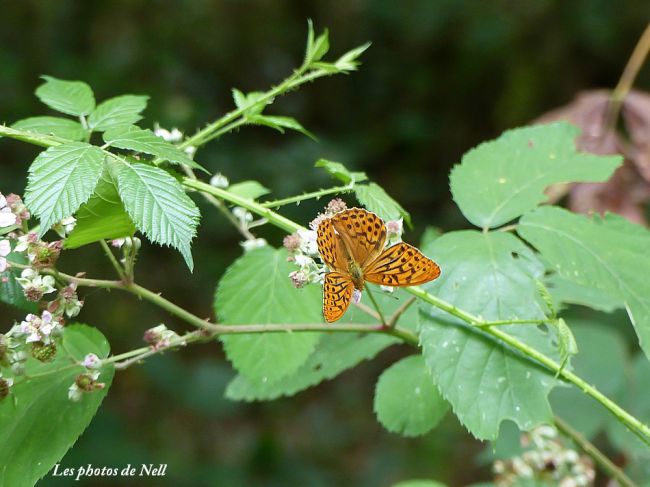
[1,2,648,485]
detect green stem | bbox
[554,415,637,487]
[99,240,127,281]
[407,285,650,446]
[261,185,354,208]
[365,285,387,325]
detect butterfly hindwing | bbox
[323,272,355,323]
[331,208,387,267]
[364,242,441,287]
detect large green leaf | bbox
[88,95,149,131]
[450,122,621,229]
[355,183,411,226]
[115,162,200,270]
[65,170,136,249]
[227,333,396,401]
[35,76,95,116]
[374,355,449,436]
[418,231,557,440]
[215,247,322,385]
[545,274,622,313]
[25,142,105,234]
[0,251,38,312]
[551,321,627,439]
[518,207,650,361]
[103,125,206,172]
[0,324,114,487]
[12,116,86,141]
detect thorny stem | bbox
[99,240,127,282]
[603,22,650,136]
[554,415,637,487]
[261,185,354,209]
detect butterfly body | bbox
[316,208,440,323]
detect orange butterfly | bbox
[317,208,441,323]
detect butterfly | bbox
[316,208,441,323]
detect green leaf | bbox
[25,142,105,234]
[374,355,449,437]
[228,180,271,200]
[231,89,269,116]
[88,95,149,131]
[335,42,371,71]
[115,162,200,270]
[355,183,412,227]
[305,20,329,64]
[315,159,368,185]
[215,247,322,385]
[226,333,395,401]
[551,321,627,439]
[12,116,86,141]
[35,76,95,116]
[450,122,622,229]
[103,125,207,173]
[0,251,38,312]
[554,318,577,376]
[0,324,114,486]
[545,274,622,313]
[518,207,650,362]
[65,170,136,249]
[249,115,316,140]
[418,231,557,440]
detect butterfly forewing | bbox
[323,272,355,323]
[364,242,441,287]
[331,208,387,267]
[316,218,348,273]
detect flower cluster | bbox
[14,233,62,268]
[493,425,595,486]
[154,124,196,157]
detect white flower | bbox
[154,125,183,142]
[16,269,56,295]
[82,353,102,370]
[184,146,196,157]
[241,238,267,252]
[293,254,313,267]
[297,229,318,255]
[68,382,83,402]
[209,173,230,188]
[17,310,62,344]
[14,233,36,253]
[62,216,76,234]
[233,207,253,223]
[0,240,11,272]
[0,194,17,228]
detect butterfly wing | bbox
[317,218,349,272]
[323,272,355,323]
[364,242,441,287]
[331,208,387,267]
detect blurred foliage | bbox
[1,1,648,485]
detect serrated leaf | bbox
[228,180,271,200]
[35,76,95,116]
[0,251,38,312]
[25,142,105,234]
[232,90,269,117]
[88,95,149,131]
[355,183,412,227]
[227,333,396,401]
[335,42,371,71]
[309,29,329,63]
[12,116,86,141]
[418,231,557,440]
[103,125,207,173]
[115,162,200,270]
[65,170,136,249]
[249,115,316,140]
[450,122,622,229]
[0,324,113,487]
[374,355,449,437]
[215,247,322,385]
[551,321,627,439]
[518,207,650,362]
[315,159,368,185]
